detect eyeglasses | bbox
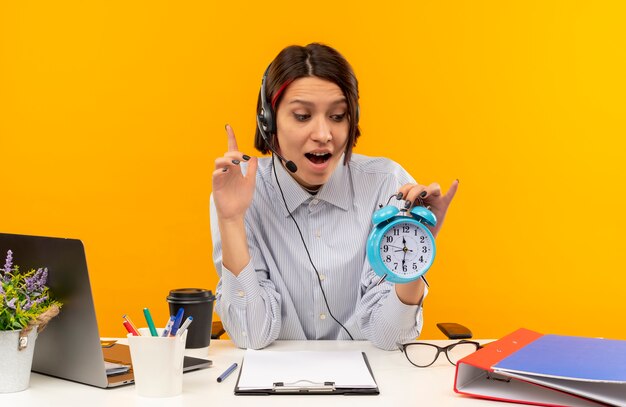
[398,340,482,367]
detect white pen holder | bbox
[127,328,187,397]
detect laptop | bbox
[0,233,212,388]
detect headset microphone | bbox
[255,114,298,173]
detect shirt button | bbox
[237,290,245,297]
[315,229,321,238]
[242,331,247,337]
[319,274,326,281]
[311,199,319,205]
[320,314,326,320]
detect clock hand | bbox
[402,237,411,252]
[401,238,409,260]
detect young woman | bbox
[211,43,458,350]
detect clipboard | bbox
[234,349,380,395]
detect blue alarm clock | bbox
[366,200,437,284]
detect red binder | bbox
[454,328,621,407]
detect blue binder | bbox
[492,334,626,406]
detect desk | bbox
[2,339,501,406]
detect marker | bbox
[122,321,140,336]
[176,316,193,337]
[143,308,158,337]
[122,314,140,336]
[169,307,185,336]
[216,363,238,383]
[161,315,176,337]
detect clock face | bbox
[379,221,434,279]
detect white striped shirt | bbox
[210,154,427,350]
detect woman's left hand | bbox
[397,180,459,238]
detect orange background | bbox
[2,1,625,340]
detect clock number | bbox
[419,256,424,263]
[422,246,428,253]
[386,236,393,243]
[412,263,418,270]
[385,255,392,262]
[393,262,398,270]
[420,236,425,243]
[402,264,407,272]
[382,245,389,253]
[393,228,400,236]
[403,225,410,233]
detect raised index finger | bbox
[444,179,459,203]
[225,124,239,152]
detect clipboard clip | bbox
[273,380,336,393]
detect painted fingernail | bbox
[232,159,240,165]
[404,200,412,209]
[222,167,228,172]
[396,192,403,200]
[420,191,427,198]
[242,155,251,161]
[225,124,228,130]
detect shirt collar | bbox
[271,156,353,217]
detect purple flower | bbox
[41,267,48,285]
[25,275,36,292]
[23,295,33,310]
[25,267,48,293]
[3,250,13,274]
[34,294,48,305]
[6,297,17,309]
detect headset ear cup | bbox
[258,107,275,135]
[257,112,267,132]
[263,106,276,135]
[259,65,276,135]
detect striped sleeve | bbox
[210,195,282,349]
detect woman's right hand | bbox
[212,124,258,222]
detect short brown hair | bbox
[254,43,361,164]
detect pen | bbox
[122,314,141,336]
[176,316,193,337]
[169,307,185,336]
[161,315,176,337]
[216,362,238,383]
[122,320,140,336]
[143,307,158,337]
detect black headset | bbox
[257,66,277,135]
[256,65,297,173]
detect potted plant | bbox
[0,249,61,393]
